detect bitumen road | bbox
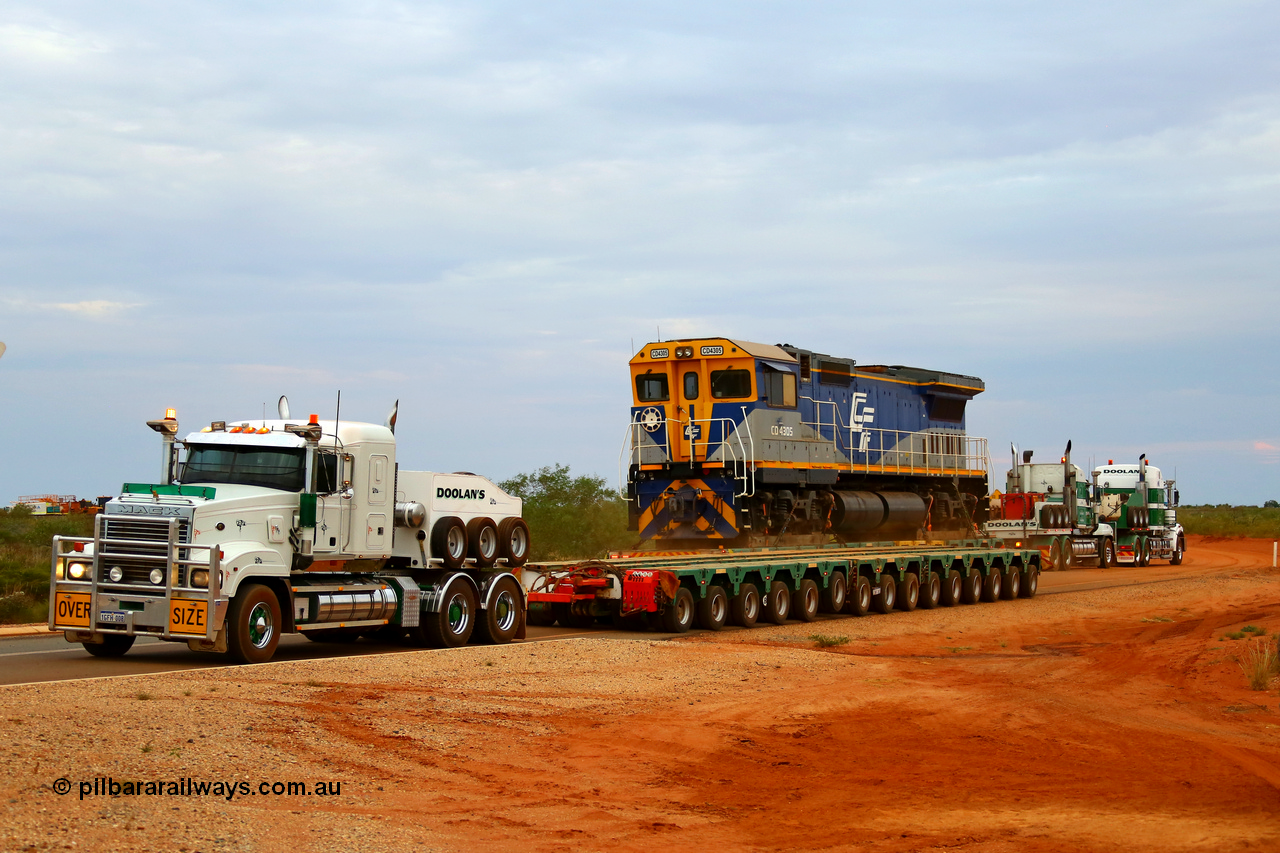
[0,562,1211,686]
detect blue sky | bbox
[1,1,1278,505]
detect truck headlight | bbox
[56,563,65,580]
[108,566,124,583]
[149,568,164,585]
[191,569,209,589]
[68,562,89,580]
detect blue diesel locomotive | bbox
[624,338,989,546]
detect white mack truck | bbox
[984,441,1184,570]
[48,400,531,663]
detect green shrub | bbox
[499,465,635,562]
[1239,637,1280,691]
[809,634,850,648]
[1178,506,1280,538]
[0,513,96,624]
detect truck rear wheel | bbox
[475,576,522,645]
[431,517,468,569]
[227,583,281,664]
[1099,537,1114,568]
[762,580,791,625]
[418,581,476,647]
[845,575,872,616]
[730,583,761,628]
[697,585,728,631]
[819,571,847,613]
[792,579,819,622]
[83,634,135,658]
[466,517,499,568]
[660,587,695,633]
[1063,539,1076,569]
[872,575,896,614]
[1048,538,1062,572]
[896,573,919,612]
[940,572,961,607]
[497,517,531,566]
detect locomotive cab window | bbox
[683,371,699,400]
[636,372,670,402]
[710,369,752,399]
[765,367,797,408]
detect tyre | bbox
[896,573,919,612]
[1020,568,1038,598]
[526,603,556,626]
[416,580,476,648]
[552,601,596,630]
[960,571,982,604]
[872,575,896,614]
[1063,539,1076,570]
[497,517,531,566]
[466,517,499,568]
[845,575,872,617]
[980,569,1002,603]
[431,516,468,569]
[227,583,282,663]
[919,572,941,609]
[762,580,791,625]
[1048,538,1062,572]
[660,587,696,633]
[1001,567,1021,600]
[83,634,135,658]
[793,579,820,622]
[940,572,962,607]
[474,576,522,645]
[1170,538,1184,565]
[1099,537,1114,568]
[1137,538,1150,567]
[731,583,761,628]
[696,585,729,631]
[819,571,847,614]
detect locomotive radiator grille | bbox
[99,516,191,591]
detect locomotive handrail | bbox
[620,415,755,499]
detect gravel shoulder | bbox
[3,536,1279,853]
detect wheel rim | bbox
[447,527,466,559]
[1008,572,1019,595]
[991,574,1001,597]
[907,580,918,606]
[479,527,498,559]
[446,592,471,635]
[804,587,818,613]
[509,527,528,559]
[247,602,274,649]
[859,583,870,609]
[493,590,517,632]
[949,575,960,600]
[676,594,692,626]
[711,593,727,623]
[745,591,759,620]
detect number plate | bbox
[53,593,92,629]
[98,610,128,624]
[169,599,209,635]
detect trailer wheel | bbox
[227,583,281,663]
[1099,537,1115,568]
[661,587,696,633]
[896,573,919,612]
[83,634,135,658]
[940,572,962,607]
[552,601,595,630]
[416,581,476,647]
[497,517,531,566]
[1137,537,1150,567]
[730,583,761,628]
[1020,568,1039,598]
[872,575,896,614]
[819,571,847,613]
[475,576,522,645]
[696,585,728,631]
[960,571,982,605]
[467,517,499,568]
[526,602,556,626]
[981,568,1002,602]
[1001,567,1021,600]
[845,575,872,616]
[431,517,468,569]
[1170,538,1184,565]
[793,579,820,622]
[919,572,941,609]
[762,581,791,625]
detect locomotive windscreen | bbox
[636,373,669,401]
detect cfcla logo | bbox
[850,392,876,451]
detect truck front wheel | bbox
[1170,538,1184,565]
[227,584,281,664]
[83,634,135,658]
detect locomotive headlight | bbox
[191,569,209,589]
[149,568,164,585]
[108,566,124,583]
[67,562,89,580]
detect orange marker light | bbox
[165,408,177,420]
[309,414,319,424]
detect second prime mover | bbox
[49,402,531,663]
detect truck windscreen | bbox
[180,445,306,492]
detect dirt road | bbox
[3,535,1278,852]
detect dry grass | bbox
[1238,636,1280,691]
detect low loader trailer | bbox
[521,540,1043,633]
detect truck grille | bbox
[99,516,191,590]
